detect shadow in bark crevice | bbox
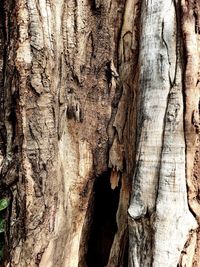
[86,170,120,267]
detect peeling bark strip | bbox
[1,0,200,266]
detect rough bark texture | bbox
[0,0,200,267]
[1,0,135,266]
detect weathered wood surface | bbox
[128,0,200,266]
[0,0,135,266]
[0,0,199,266]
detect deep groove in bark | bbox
[86,170,121,267]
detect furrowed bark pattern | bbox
[1,0,200,266]
[1,0,136,266]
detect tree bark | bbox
[0,0,199,267]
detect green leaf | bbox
[0,199,9,211]
[0,218,4,233]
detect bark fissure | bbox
[1,0,200,266]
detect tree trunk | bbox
[0,0,199,266]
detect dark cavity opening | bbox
[86,170,120,267]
